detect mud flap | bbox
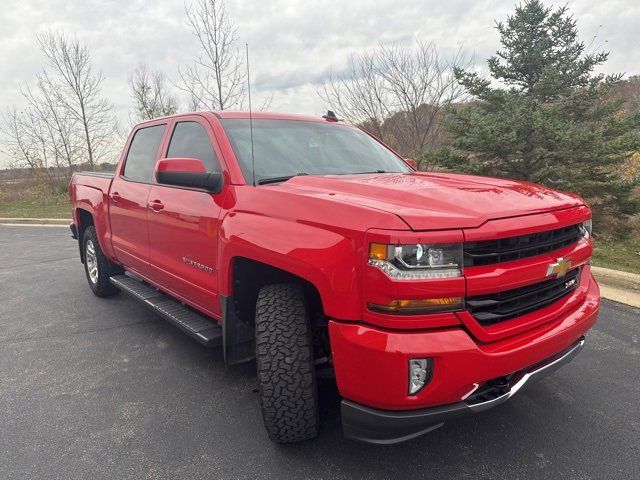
[222,294,256,365]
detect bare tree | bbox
[258,94,274,112]
[21,73,83,176]
[129,63,179,121]
[0,106,59,186]
[178,0,246,110]
[1,107,40,172]
[322,50,390,141]
[319,39,471,164]
[36,31,116,170]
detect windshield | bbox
[220,119,411,184]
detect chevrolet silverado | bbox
[69,111,600,444]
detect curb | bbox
[591,266,640,308]
[0,217,70,225]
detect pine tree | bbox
[429,0,640,234]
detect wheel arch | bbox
[222,256,325,365]
[75,208,95,263]
[217,212,362,322]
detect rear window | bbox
[123,124,166,182]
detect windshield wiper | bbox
[257,173,308,185]
[350,169,388,174]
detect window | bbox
[220,119,411,184]
[123,124,166,182]
[167,122,220,172]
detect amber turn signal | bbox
[368,297,463,314]
[369,243,388,261]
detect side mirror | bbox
[155,158,223,194]
[404,158,417,170]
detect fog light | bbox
[408,358,433,395]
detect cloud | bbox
[1,0,639,166]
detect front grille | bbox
[464,223,583,267]
[466,268,580,326]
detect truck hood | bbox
[280,172,584,230]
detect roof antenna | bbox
[246,43,256,186]
[323,110,339,122]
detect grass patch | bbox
[592,237,640,275]
[0,195,70,218]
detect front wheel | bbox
[255,283,319,443]
[83,226,122,297]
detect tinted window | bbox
[123,124,166,182]
[167,122,220,172]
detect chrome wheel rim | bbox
[86,239,98,284]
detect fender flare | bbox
[218,212,363,321]
[72,184,114,262]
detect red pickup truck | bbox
[69,111,600,444]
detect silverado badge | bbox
[546,257,572,278]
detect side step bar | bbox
[110,274,222,347]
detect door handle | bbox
[110,192,121,203]
[148,200,164,212]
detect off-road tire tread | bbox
[255,283,319,443]
[83,226,123,297]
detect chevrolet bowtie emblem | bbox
[546,258,572,278]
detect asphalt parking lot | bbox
[1,225,638,479]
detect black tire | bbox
[255,283,319,443]
[82,226,123,297]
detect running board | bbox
[110,274,222,347]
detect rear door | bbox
[109,122,167,274]
[146,116,226,316]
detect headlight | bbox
[369,242,463,280]
[580,219,592,238]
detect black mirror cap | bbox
[156,171,223,194]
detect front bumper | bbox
[342,337,585,444]
[330,270,600,443]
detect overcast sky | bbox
[1,0,639,167]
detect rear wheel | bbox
[255,283,319,443]
[83,226,122,297]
